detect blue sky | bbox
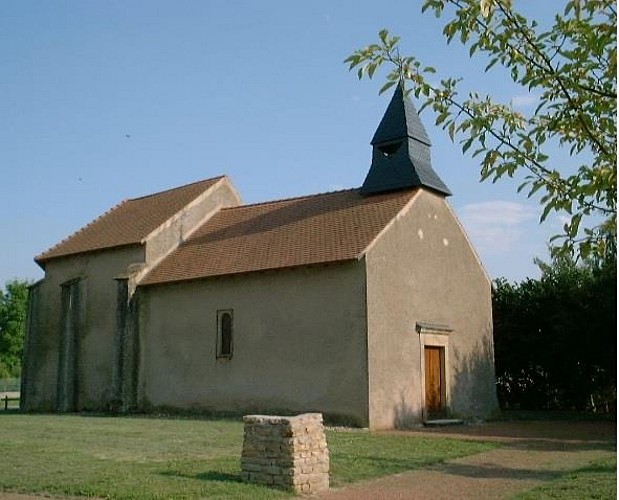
[1,1,567,285]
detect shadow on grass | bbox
[329,453,460,487]
[575,462,617,474]
[159,470,245,484]
[435,462,563,481]
[431,449,617,483]
[499,410,616,422]
[338,454,440,469]
[501,438,616,453]
[411,420,616,446]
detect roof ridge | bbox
[221,186,360,211]
[36,199,129,261]
[129,175,226,202]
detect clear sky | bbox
[1,1,568,286]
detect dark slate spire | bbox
[360,84,451,197]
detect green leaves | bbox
[346,0,617,262]
[492,251,616,410]
[379,80,397,95]
[0,279,30,378]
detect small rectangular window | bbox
[216,309,233,359]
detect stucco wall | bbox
[138,262,369,425]
[365,189,498,429]
[23,246,145,411]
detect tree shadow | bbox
[414,415,617,451]
[158,470,245,484]
[501,438,616,453]
[433,456,616,482]
[393,391,420,429]
[434,462,563,481]
[449,334,499,420]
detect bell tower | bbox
[360,84,451,196]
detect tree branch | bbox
[431,86,615,215]
[494,1,613,160]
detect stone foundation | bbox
[241,413,330,494]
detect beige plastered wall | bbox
[24,246,145,411]
[137,262,370,425]
[365,189,498,429]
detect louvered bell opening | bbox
[377,141,403,159]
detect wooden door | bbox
[424,346,443,415]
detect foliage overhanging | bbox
[346,0,616,261]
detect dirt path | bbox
[319,420,616,500]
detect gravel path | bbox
[319,420,616,500]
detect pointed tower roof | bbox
[361,84,451,197]
[371,84,431,146]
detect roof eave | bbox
[138,257,363,289]
[35,242,144,267]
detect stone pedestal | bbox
[241,413,330,494]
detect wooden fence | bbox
[1,395,20,410]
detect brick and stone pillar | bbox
[241,413,330,494]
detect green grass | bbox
[0,414,495,499]
[328,431,496,486]
[514,456,617,499]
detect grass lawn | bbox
[0,414,495,499]
[514,456,617,500]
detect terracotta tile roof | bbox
[140,187,418,285]
[36,177,224,263]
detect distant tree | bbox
[492,254,616,412]
[0,280,31,378]
[346,0,616,261]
